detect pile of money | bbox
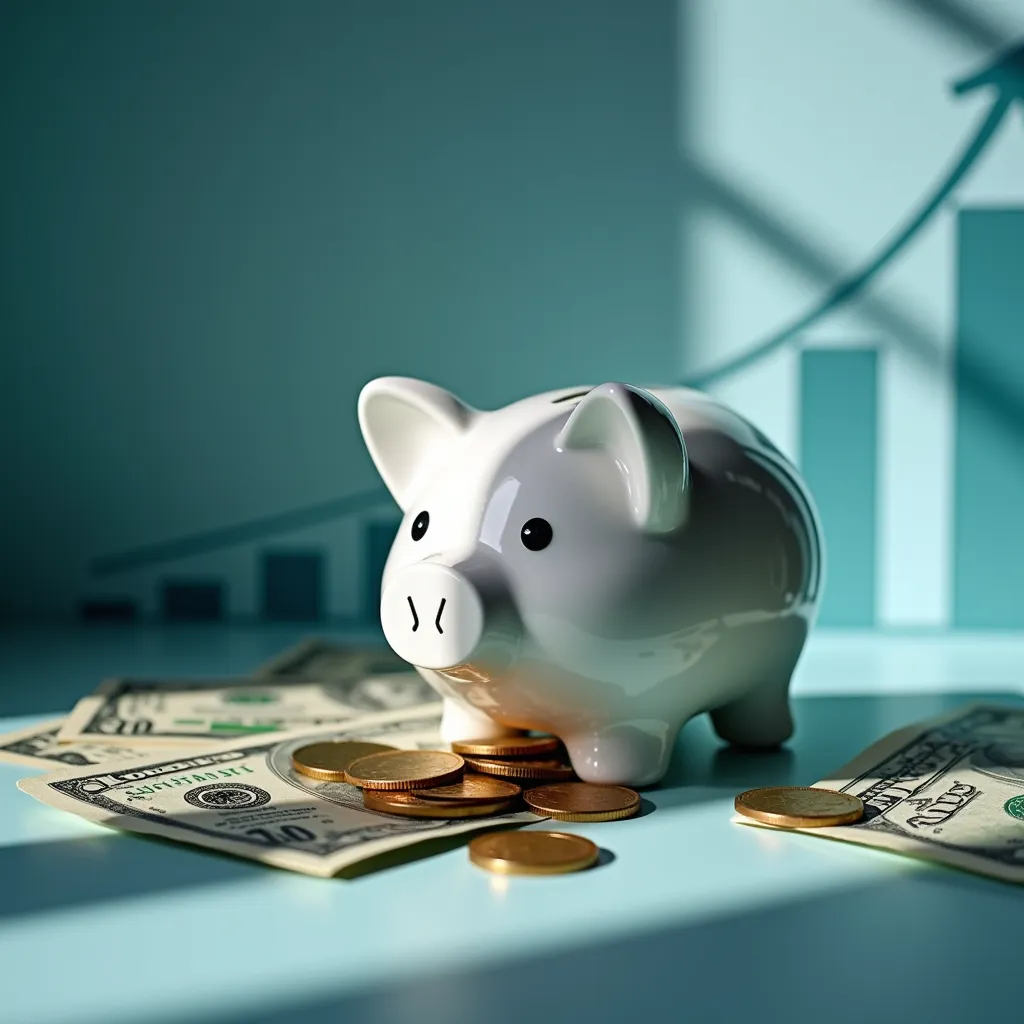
[2,639,635,878]
[8,637,1021,883]
[289,737,642,833]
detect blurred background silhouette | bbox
[1,0,1023,632]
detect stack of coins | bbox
[291,736,643,875]
[287,740,397,782]
[291,741,526,819]
[355,752,524,820]
[451,735,577,784]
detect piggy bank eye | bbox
[410,511,430,542]
[520,517,553,551]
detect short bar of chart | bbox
[800,347,878,627]
[261,551,324,622]
[78,598,138,623]
[364,520,401,625]
[954,209,1024,628]
[161,580,225,622]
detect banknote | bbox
[254,637,438,711]
[21,706,539,878]
[0,718,157,769]
[57,673,441,747]
[732,702,1024,884]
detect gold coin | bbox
[451,736,561,757]
[291,741,397,783]
[524,782,639,822]
[734,786,864,828]
[362,789,516,819]
[468,830,599,875]
[415,774,522,803]
[463,755,576,781]
[345,749,465,790]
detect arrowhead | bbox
[953,43,1024,104]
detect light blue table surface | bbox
[2,625,1023,1024]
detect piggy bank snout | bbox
[380,563,484,670]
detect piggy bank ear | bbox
[358,377,476,509]
[556,383,688,533]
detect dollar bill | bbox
[254,637,438,710]
[21,706,539,878]
[732,702,1024,884]
[0,718,156,769]
[57,673,441,747]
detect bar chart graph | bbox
[79,219,1024,632]
[80,521,402,626]
[78,44,1024,630]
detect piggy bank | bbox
[358,377,823,786]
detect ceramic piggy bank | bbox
[358,378,824,786]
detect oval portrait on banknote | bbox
[183,783,273,810]
[970,740,1024,784]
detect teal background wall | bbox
[1,0,1023,629]
[0,0,680,620]
[685,0,1024,631]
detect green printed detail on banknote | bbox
[56,678,358,746]
[57,642,440,747]
[253,637,437,711]
[732,702,1024,884]
[208,721,283,734]
[20,706,539,878]
[1004,795,1024,821]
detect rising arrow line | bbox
[684,84,1014,390]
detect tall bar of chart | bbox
[800,348,879,627]
[364,521,402,626]
[954,209,1024,628]
[261,551,324,622]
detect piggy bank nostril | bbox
[406,597,420,632]
[435,597,447,634]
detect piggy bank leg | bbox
[562,722,677,787]
[439,697,519,746]
[710,620,805,749]
[710,674,794,749]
